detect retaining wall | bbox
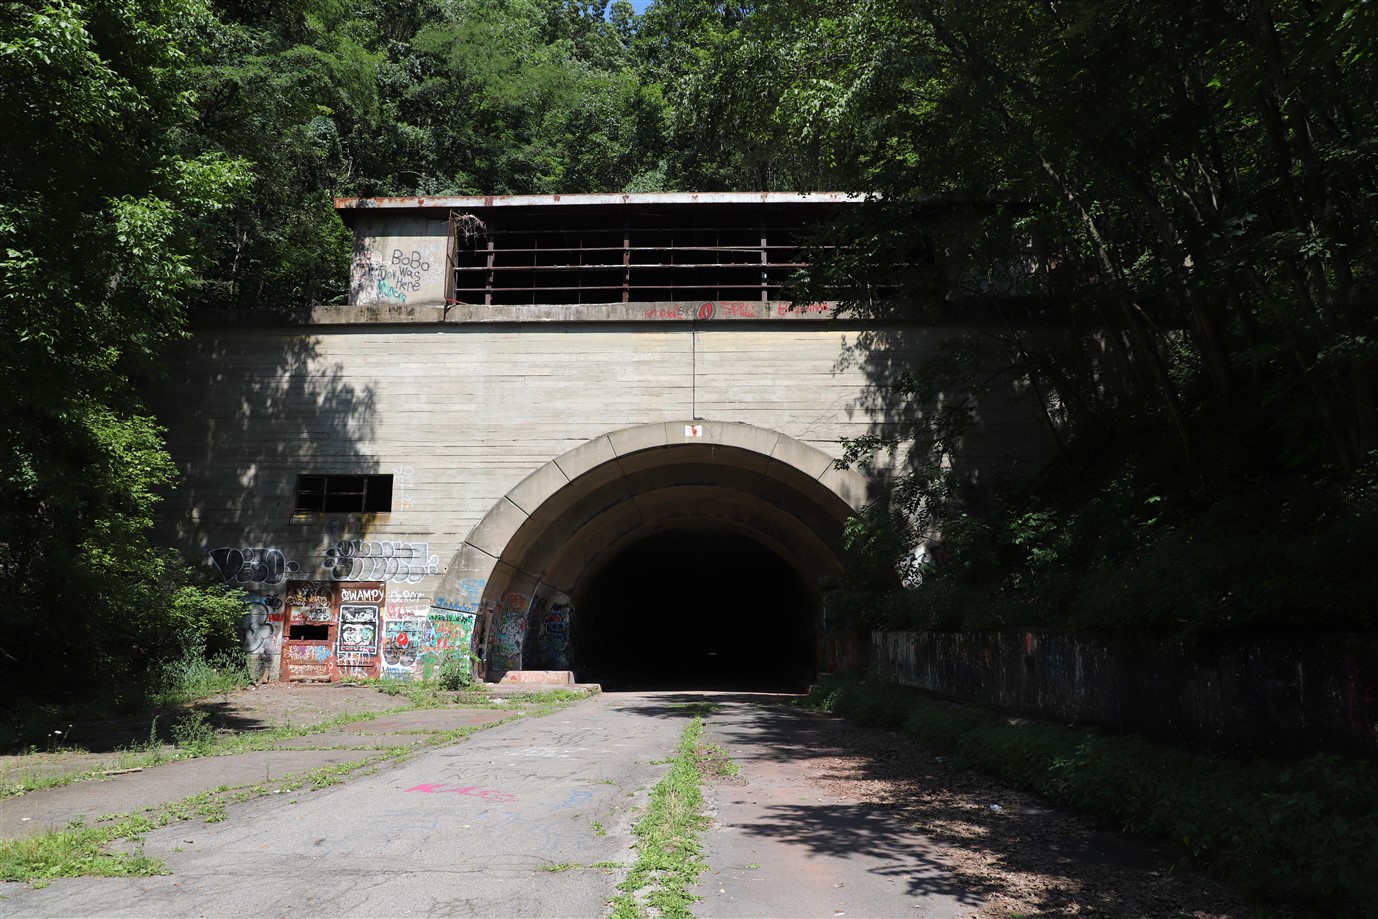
[871,629,1378,758]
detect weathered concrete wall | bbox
[348,214,451,307]
[872,629,1378,758]
[146,313,1050,680]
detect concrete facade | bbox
[149,195,1051,684]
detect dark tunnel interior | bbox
[572,528,818,692]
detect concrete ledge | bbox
[497,670,576,685]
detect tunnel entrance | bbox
[573,528,817,692]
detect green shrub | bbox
[436,654,476,691]
[170,711,215,756]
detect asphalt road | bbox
[0,692,972,918]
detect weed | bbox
[591,820,608,837]
[171,711,215,756]
[154,650,252,707]
[0,829,165,883]
[610,717,710,919]
[698,743,740,779]
[544,860,623,872]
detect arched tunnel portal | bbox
[433,422,870,691]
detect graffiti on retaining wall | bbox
[386,589,431,619]
[489,593,529,672]
[321,540,440,583]
[435,577,486,613]
[352,247,436,305]
[211,547,302,585]
[427,612,477,680]
[381,617,428,680]
[395,465,416,510]
[241,594,284,682]
[285,581,333,623]
[337,603,381,679]
[284,642,333,680]
[537,604,571,669]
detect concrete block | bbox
[505,459,571,515]
[814,464,872,512]
[554,434,618,482]
[767,434,837,480]
[712,420,783,458]
[465,497,530,559]
[607,422,672,458]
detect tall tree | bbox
[0,0,245,694]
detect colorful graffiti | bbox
[434,577,486,613]
[537,604,571,669]
[489,593,529,673]
[284,643,333,680]
[428,612,477,679]
[337,603,381,679]
[381,618,429,680]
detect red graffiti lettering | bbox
[405,783,517,802]
[696,302,716,320]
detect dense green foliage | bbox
[4,0,1376,705]
[694,0,1378,633]
[806,673,1378,915]
[0,0,248,702]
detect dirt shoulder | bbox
[791,712,1314,919]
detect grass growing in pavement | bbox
[0,688,598,885]
[803,672,1378,916]
[2,685,593,799]
[0,751,408,884]
[610,717,710,919]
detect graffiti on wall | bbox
[211,547,302,585]
[352,247,436,305]
[240,594,284,682]
[434,577,486,613]
[395,465,416,510]
[284,643,333,680]
[321,540,439,584]
[337,603,381,679]
[537,604,571,669]
[489,593,529,673]
[428,612,477,679]
[285,581,333,623]
[382,618,429,680]
[385,589,431,620]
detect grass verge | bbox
[2,684,593,799]
[610,717,710,919]
[803,672,1378,916]
[0,689,595,884]
[0,752,399,884]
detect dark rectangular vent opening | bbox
[296,474,393,513]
